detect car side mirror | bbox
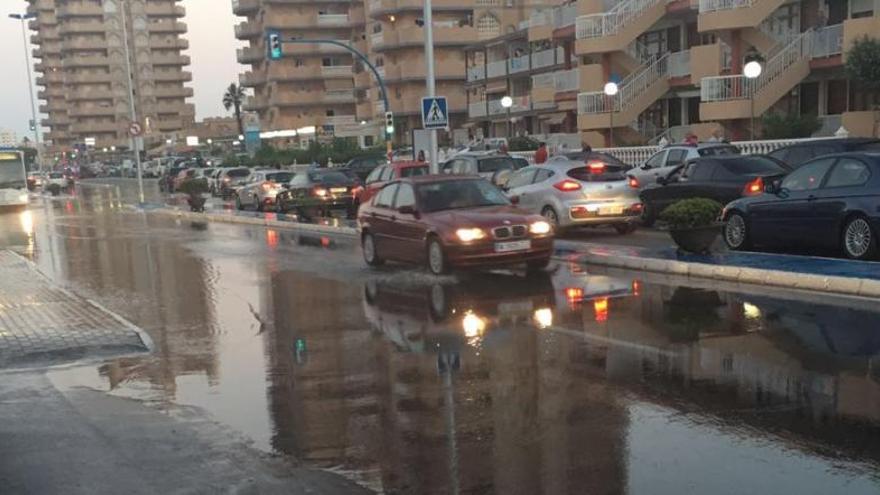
[398,205,418,216]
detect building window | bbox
[476,14,500,40]
[326,110,335,116]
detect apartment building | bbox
[0,129,19,148]
[28,0,194,152]
[466,0,880,147]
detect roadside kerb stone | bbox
[151,207,359,238]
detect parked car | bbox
[722,152,880,260]
[275,169,360,218]
[357,161,429,207]
[217,167,252,199]
[440,152,521,187]
[345,156,387,182]
[504,157,642,234]
[159,166,185,192]
[767,138,880,169]
[358,176,554,275]
[44,171,68,189]
[208,168,229,195]
[631,143,740,187]
[234,170,295,211]
[640,155,790,226]
[194,168,215,181]
[27,172,42,191]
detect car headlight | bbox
[455,228,486,242]
[530,221,552,235]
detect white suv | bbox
[629,143,740,187]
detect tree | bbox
[846,36,880,92]
[222,83,246,137]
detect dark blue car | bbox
[722,152,880,260]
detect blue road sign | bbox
[421,96,448,130]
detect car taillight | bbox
[628,176,639,189]
[587,161,606,174]
[742,177,764,196]
[553,179,582,192]
[565,287,584,303]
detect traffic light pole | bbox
[276,39,392,158]
[10,13,42,172]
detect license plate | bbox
[599,205,624,215]
[495,240,531,253]
[499,300,533,314]
[330,187,348,194]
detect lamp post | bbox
[604,82,619,148]
[743,60,762,141]
[501,95,513,138]
[9,12,41,171]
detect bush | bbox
[659,198,723,229]
[508,136,540,152]
[177,178,209,197]
[846,36,880,91]
[761,113,821,139]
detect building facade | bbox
[465,0,880,147]
[28,0,195,153]
[0,129,19,148]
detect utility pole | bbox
[120,0,145,204]
[423,0,439,174]
[9,13,42,171]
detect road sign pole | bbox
[120,0,144,204]
[423,0,439,174]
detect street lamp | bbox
[501,95,513,138]
[9,12,41,171]
[604,82,619,148]
[743,60,762,141]
[206,138,213,145]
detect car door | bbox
[389,183,426,263]
[634,149,668,184]
[369,182,400,258]
[363,165,387,202]
[811,157,873,249]
[645,162,711,212]
[243,172,263,206]
[505,167,539,210]
[749,158,836,247]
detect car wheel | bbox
[254,196,263,212]
[613,223,637,235]
[234,195,243,211]
[362,232,384,267]
[427,237,449,275]
[541,206,559,227]
[527,257,551,274]
[642,202,657,227]
[275,200,285,214]
[429,283,448,321]
[724,212,750,250]
[842,215,877,260]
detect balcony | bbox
[156,118,185,131]
[151,38,189,50]
[237,46,264,64]
[58,4,104,17]
[531,67,580,94]
[231,0,260,15]
[75,121,121,133]
[321,65,353,78]
[43,115,69,126]
[146,3,186,17]
[151,54,191,66]
[283,40,352,55]
[697,0,787,32]
[531,47,563,70]
[239,71,267,87]
[153,71,193,83]
[235,21,261,39]
[69,106,116,117]
[375,25,476,50]
[63,55,111,68]
[61,39,108,51]
[667,50,691,79]
[148,20,187,34]
[812,24,843,59]
[271,92,356,106]
[59,21,105,35]
[154,87,195,98]
[370,31,385,48]
[68,89,119,101]
[468,100,487,118]
[368,0,473,17]
[317,14,350,26]
[486,59,507,78]
[578,54,671,130]
[467,65,486,82]
[576,0,668,55]
[508,54,531,74]
[243,96,269,111]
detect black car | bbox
[768,138,880,169]
[345,156,387,182]
[275,169,359,219]
[722,152,880,260]
[640,155,790,226]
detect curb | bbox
[144,206,880,299]
[573,250,880,299]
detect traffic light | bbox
[268,32,282,60]
[28,119,35,131]
[385,111,394,135]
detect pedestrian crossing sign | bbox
[421,96,449,130]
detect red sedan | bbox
[357,160,429,207]
[358,176,554,275]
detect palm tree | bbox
[222,83,246,137]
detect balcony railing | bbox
[486,59,507,78]
[317,14,349,26]
[508,54,530,73]
[554,68,579,92]
[528,10,549,28]
[467,65,486,82]
[577,0,665,39]
[811,24,843,58]
[325,90,354,102]
[469,100,487,118]
[531,47,562,69]
[511,95,531,112]
[579,54,669,114]
[701,31,812,102]
[488,99,505,115]
[370,31,384,47]
[532,72,554,89]
[321,65,353,77]
[667,50,690,78]
[698,0,753,13]
[553,4,578,28]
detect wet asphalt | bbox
[2,183,880,494]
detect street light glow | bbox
[500,96,513,108]
[604,82,619,96]
[743,61,763,79]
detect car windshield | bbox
[722,157,787,175]
[309,171,350,184]
[266,172,294,183]
[227,168,250,177]
[566,161,628,182]
[400,166,429,178]
[698,145,740,156]
[477,157,516,173]
[417,179,509,212]
[49,172,64,178]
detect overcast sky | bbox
[0,0,245,142]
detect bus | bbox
[0,150,29,210]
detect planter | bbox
[187,195,207,212]
[668,223,722,254]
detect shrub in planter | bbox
[660,198,724,253]
[178,178,209,212]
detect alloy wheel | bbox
[725,214,747,249]
[363,234,377,264]
[844,218,873,259]
[542,207,559,227]
[428,240,446,275]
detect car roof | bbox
[454,151,509,158]
[775,138,880,149]
[389,160,429,168]
[400,174,482,185]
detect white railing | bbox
[321,65,352,77]
[531,72,555,89]
[698,0,753,13]
[812,24,843,58]
[467,65,486,81]
[576,0,665,39]
[528,10,549,28]
[554,68,579,91]
[578,54,669,115]
[668,50,690,78]
[317,14,349,26]
[531,48,557,69]
[553,4,578,28]
[370,31,384,47]
[469,100,487,118]
[325,90,353,102]
[508,54,530,73]
[701,31,812,103]
[488,99,506,115]
[486,59,507,78]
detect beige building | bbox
[466,0,880,147]
[0,129,18,148]
[28,0,195,152]
[234,0,553,145]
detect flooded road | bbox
[3,186,880,494]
